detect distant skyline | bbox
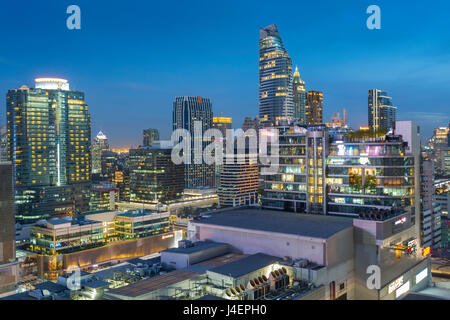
[0,0,449,147]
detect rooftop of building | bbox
[116,209,167,218]
[83,210,117,222]
[33,216,100,229]
[162,241,228,255]
[207,253,280,278]
[107,270,200,298]
[0,281,69,301]
[192,208,354,239]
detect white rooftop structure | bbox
[35,78,70,91]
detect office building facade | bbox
[420,159,441,248]
[0,162,19,293]
[173,96,214,188]
[218,146,259,207]
[306,91,323,125]
[128,147,184,203]
[261,121,308,213]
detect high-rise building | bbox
[92,131,109,174]
[100,150,118,183]
[218,144,259,207]
[259,24,293,124]
[89,182,119,211]
[306,91,323,125]
[6,78,91,222]
[368,89,397,131]
[261,121,308,213]
[115,169,130,202]
[420,159,441,248]
[173,96,215,188]
[292,66,306,125]
[306,126,328,214]
[429,124,450,177]
[128,147,184,203]
[395,121,422,244]
[0,126,7,162]
[212,117,232,137]
[0,162,19,293]
[212,117,232,188]
[143,128,160,147]
[260,121,420,224]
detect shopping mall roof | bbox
[162,241,228,255]
[207,253,280,278]
[117,209,164,218]
[193,208,354,239]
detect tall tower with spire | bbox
[293,66,306,125]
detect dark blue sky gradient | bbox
[0,0,449,147]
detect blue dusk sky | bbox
[0,0,449,147]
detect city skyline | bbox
[0,1,449,147]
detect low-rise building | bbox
[188,207,431,300]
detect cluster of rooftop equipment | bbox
[224,267,290,300]
[358,207,405,221]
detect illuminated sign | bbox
[162,234,174,240]
[394,217,407,225]
[395,281,410,298]
[388,276,404,294]
[415,268,428,284]
[422,246,431,257]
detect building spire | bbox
[294,66,300,78]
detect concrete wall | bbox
[193,224,327,265]
[161,244,229,270]
[299,285,326,300]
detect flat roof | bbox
[162,241,228,255]
[198,254,248,267]
[34,281,67,293]
[82,280,110,289]
[107,270,199,298]
[193,208,354,239]
[84,211,117,222]
[207,253,280,278]
[117,210,165,218]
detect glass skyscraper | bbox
[259,24,293,124]
[173,96,215,188]
[368,89,397,131]
[6,78,91,222]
